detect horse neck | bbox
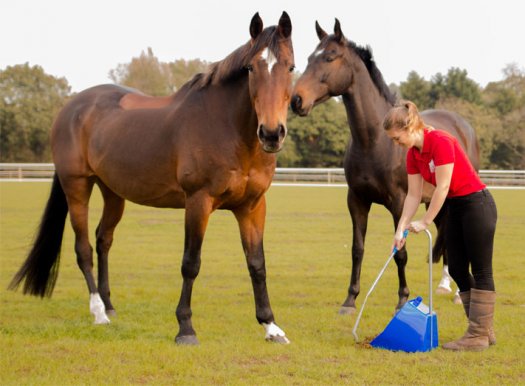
[205,79,259,145]
[341,74,393,151]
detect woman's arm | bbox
[409,163,453,233]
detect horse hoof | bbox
[266,335,290,344]
[453,294,463,305]
[436,286,452,295]
[106,309,117,317]
[93,315,110,325]
[175,335,199,345]
[339,306,357,315]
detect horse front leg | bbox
[390,202,409,312]
[234,197,289,344]
[175,193,212,345]
[340,190,371,315]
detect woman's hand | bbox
[392,229,407,252]
[408,220,428,233]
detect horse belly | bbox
[90,137,186,207]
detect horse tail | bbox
[8,173,69,297]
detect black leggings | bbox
[445,189,497,292]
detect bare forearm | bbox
[422,185,448,226]
[398,194,421,232]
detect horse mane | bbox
[346,40,397,105]
[187,26,279,90]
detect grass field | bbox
[1,182,524,385]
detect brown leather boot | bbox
[459,290,496,345]
[442,289,496,351]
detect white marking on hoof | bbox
[436,265,453,294]
[90,293,110,324]
[262,322,290,344]
[453,289,463,305]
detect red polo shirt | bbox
[406,129,485,197]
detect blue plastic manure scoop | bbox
[352,229,438,353]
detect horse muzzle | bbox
[257,124,287,153]
[290,94,311,117]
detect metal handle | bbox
[351,230,409,342]
[352,229,434,342]
[424,229,433,316]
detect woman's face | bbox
[386,127,415,149]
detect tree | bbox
[109,47,172,96]
[399,71,433,109]
[0,63,70,162]
[109,48,209,96]
[285,98,348,167]
[484,63,525,115]
[442,68,482,104]
[480,64,525,168]
[168,59,209,91]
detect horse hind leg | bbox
[64,177,110,324]
[432,205,457,298]
[95,182,125,316]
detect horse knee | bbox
[247,260,266,282]
[181,258,201,280]
[351,246,364,263]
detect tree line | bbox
[1,48,524,169]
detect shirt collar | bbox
[411,129,431,160]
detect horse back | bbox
[51,85,129,174]
[421,109,480,171]
[50,84,188,206]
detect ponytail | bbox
[383,100,425,133]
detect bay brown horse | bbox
[291,20,480,314]
[9,12,295,345]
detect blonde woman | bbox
[383,100,497,351]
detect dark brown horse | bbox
[291,20,480,314]
[9,12,295,345]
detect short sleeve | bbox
[431,134,455,166]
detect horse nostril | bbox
[257,125,265,141]
[291,95,302,112]
[278,124,286,139]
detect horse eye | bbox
[289,65,295,72]
[246,64,254,72]
[325,57,334,63]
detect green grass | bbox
[1,182,524,385]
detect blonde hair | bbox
[383,100,426,134]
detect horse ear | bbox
[278,11,292,38]
[315,21,328,40]
[334,18,344,42]
[250,12,264,39]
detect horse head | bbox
[247,12,294,153]
[291,19,354,116]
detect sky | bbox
[2,0,524,92]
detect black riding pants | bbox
[445,189,497,292]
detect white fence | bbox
[1,163,524,188]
